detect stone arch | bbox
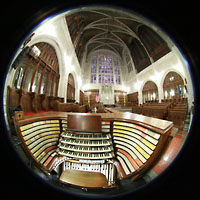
[66,71,79,102]
[28,34,65,78]
[160,69,186,89]
[28,34,68,98]
[142,80,159,103]
[162,71,186,99]
[66,73,75,102]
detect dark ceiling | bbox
[66,8,170,73]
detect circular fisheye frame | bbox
[2,4,196,199]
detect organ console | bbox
[56,114,116,187]
[13,110,173,189]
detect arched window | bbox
[142,81,158,103]
[67,73,75,102]
[90,52,121,85]
[163,71,186,99]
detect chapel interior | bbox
[3,6,194,196]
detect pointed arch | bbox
[66,73,75,102]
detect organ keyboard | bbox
[13,111,173,188]
[59,150,114,159]
[57,125,116,186]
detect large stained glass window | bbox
[99,55,114,84]
[90,52,121,84]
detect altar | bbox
[99,84,114,105]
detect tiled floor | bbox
[153,132,186,175]
[144,112,191,181]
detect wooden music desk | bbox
[59,169,108,188]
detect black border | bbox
[1,0,200,199]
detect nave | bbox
[3,5,194,198]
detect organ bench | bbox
[13,111,173,188]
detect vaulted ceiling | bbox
[65,8,170,73]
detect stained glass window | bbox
[90,74,97,83]
[90,52,121,84]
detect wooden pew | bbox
[140,106,167,119]
[41,94,50,112]
[167,110,187,130]
[167,100,188,130]
[7,86,82,115]
[32,92,42,113]
[132,102,174,120]
[20,90,55,115]
[132,106,142,114]
[53,101,87,113]
[19,89,35,115]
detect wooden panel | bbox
[127,92,138,104]
[143,81,158,92]
[20,90,35,113]
[151,43,171,61]
[7,85,21,109]
[79,90,84,105]
[67,114,102,131]
[163,71,184,87]
[114,90,127,105]
[83,90,99,106]
[17,112,173,135]
[7,85,21,123]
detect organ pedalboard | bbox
[57,129,116,187]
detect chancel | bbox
[3,5,194,197]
